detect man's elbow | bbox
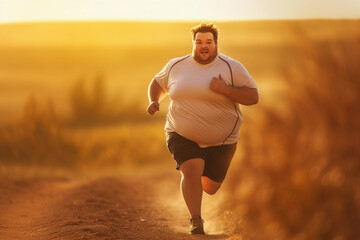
[253,92,259,105]
[246,89,259,106]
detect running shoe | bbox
[190,217,205,234]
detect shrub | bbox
[222,36,360,240]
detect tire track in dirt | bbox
[0,172,229,240]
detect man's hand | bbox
[147,101,160,115]
[210,74,259,105]
[209,74,229,94]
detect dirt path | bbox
[0,169,229,240]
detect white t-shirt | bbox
[154,53,257,147]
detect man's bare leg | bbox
[201,176,222,195]
[179,158,205,219]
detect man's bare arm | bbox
[209,74,259,105]
[147,79,166,115]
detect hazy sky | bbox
[1,0,360,23]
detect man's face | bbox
[192,32,218,64]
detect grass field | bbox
[2,20,357,122]
[1,20,359,240]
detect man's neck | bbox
[192,53,218,65]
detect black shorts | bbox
[166,131,237,183]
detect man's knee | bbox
[179,158,204,178]
[202,176,222,195]
[203,185,220,195]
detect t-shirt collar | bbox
[191,54,219,67]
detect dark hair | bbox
[191,22,219,43]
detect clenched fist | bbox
[209,74,229,94]
[147,101,160,115]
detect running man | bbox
[147,22,258,235]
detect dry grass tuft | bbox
[0,96,78,167]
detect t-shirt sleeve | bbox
[232,62,257,89]
[154,60,173,94]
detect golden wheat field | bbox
[0,20,360,240]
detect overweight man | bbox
[147,22,258,235]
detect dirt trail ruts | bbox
[0,171,229,240]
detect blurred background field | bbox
[1,20,360,239]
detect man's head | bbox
[191,22,219,64]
